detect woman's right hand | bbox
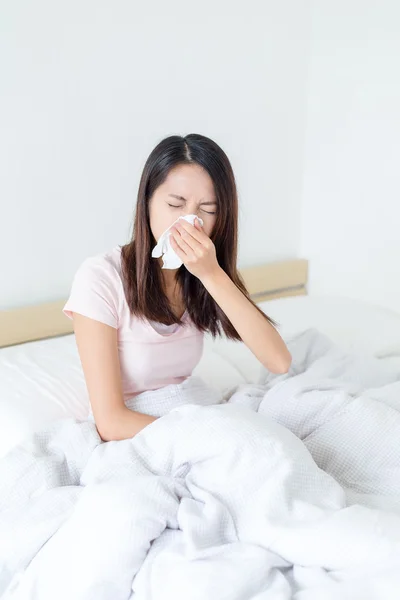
[169,217,221,282]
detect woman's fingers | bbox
[176,219,208,246]
[169,222,218,279]
[173,224,203,254]
[170,229,193,258]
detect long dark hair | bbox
[121,133,277,339]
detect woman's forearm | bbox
[98,407,158,442]
[201,267,291,374]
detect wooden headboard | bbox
[0,258,308,349]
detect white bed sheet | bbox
[1,293,400,458]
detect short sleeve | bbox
[63,256,120,329]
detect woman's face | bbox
[149,163,218,243]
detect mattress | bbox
[1,293,400,457]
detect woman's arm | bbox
[170,218,291,374]
[72,313,157,442]
[201,268,291,374]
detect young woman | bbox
[63,133,291,442]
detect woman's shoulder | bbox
[69,245,125,305]
[63,245,124,327]
[76,245,123,283]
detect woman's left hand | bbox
[170,218,220,281]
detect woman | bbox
[63,133,291,442]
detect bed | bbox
[2,258,400,599]
[0,258,303,456]
[1,257,400,459]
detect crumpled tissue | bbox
[151,214,204,269]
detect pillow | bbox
[0,335,89,457]
[260,295,400,358]
[201,334,262,384]
[193,343,246,398]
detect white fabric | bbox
[2,328,400,599]
[259,294,400,357]
[86,376,224,422]
[2,294,400,459]
[151,214,204,269]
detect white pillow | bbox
[260,295,400,357]
[193,342,246,397]
[0,335,89,457]
[201,334,262,384]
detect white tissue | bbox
[151,214,204,270]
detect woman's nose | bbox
[182,206,199,218]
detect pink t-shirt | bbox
[63,245,204,403]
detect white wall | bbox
[0,0,311,309]
[300,0,400,313]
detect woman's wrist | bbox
[199,265,226,290]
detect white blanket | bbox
[1,328,400,600]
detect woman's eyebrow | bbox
[168,194,216,206]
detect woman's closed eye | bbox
[167,203,183,209]
[167,203,216,215]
